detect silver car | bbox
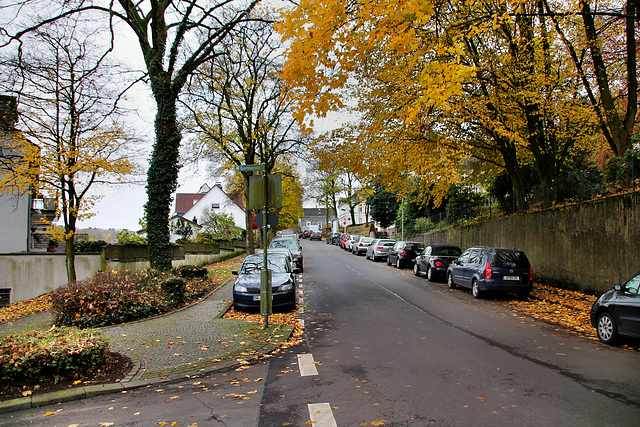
[365,239,396,262]
[352,236,375,255]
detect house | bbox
[170,183,245,242]
[300,207,331,232]
[0,95,57,254]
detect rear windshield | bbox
[433,247,462,256]
[491,251,529,268]
[405,243,425,251]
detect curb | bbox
[0,324,295,414]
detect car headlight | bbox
[234,284,248,293]
[280,282,294,291]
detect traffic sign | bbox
[239,164,263,172]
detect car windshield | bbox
[270,239,298,251]
[433,247,462,256]
[492,251,529,268]
[241,256,289,274]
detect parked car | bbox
[265,247,295,266]
[345,235,362,252]
[231,254,298,311]
[446,246,533,299]
[269,237,304,272]
[327,232,341,245]
[340,234,352,249]
[309,230,322,241]
[590,272,640,344]
[414,244,462,282]
[365,239,396,262]
[352,236,375,255]
[387,241,426,269]
[276,229,297,239]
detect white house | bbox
[0,95,57,254]
[171,183,245,242]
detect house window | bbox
[0,288,11,307]
[212,204,220,209]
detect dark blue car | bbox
[232,254,298,311]
[590,272,640,345]
[446,246,533,300]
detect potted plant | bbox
[47,238,58,252]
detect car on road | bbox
[309,230,322,241]
[231,254,298,311]
[414,244,462,282]
[276,229,297,238]
[269,237,304,272]
[352,236,375,255]
[446,246,533,299]
[344,235,362,252]
[365,238,396,262]
[327,232,341,245]
[387,241,426,269]
[590,271,640,345]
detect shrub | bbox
[161,278,187,304]
[51,270,171,328]
[75,240,106,253]
[0,327,109,385]
[174,264,208,279]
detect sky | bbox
[65,10,351,231]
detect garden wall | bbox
[410,192,640,294]
[0,240,246,305]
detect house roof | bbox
[175,193,206,215]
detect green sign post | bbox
[242,165,282,328]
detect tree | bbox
[200,205,243,240]
[174,218,193,241]
[368,181,399,229]
[1,0,263,270]
[182,16,304,253]
[0,24,137,282]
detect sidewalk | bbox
[0,280,294,413]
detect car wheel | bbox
[413,263,420,276]
[447,273,456,289]
[471,280,482,299]
[596,312,618,344]
[387,256,392,266]
[372,255,378,262]
[396,258,402,269]
[427,267,433,282]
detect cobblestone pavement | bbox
[0,281,294,413]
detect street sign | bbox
[239,164,263,172]
[254,211,278,228]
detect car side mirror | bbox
[292,267,301,274]
[613,283,622,292]
[231,270,239,275]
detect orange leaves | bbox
[0,293,52,323]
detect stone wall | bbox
[410,192,640,294]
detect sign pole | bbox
[260,164,271,329]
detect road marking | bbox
[308,402,337,427]
[297,353,318,377]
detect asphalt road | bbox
[3,239,639,426]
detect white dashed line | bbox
[308,402,337,427]
[297,353,318,377]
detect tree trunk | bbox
[146,92,181,271]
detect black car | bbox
[590,272,640,345]
[269,237,304,272]
[447,246,533,299]
[414,244,462,282]
[387,241,426,269]
[327,232,341,245]
[309,230,322,241]
[232,254,298,311]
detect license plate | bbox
[253,295,261,301]
[504,276,519,281]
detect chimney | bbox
[0,95,18,132]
